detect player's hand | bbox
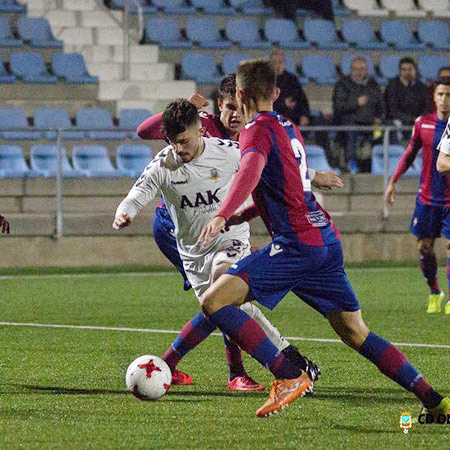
[112,212,132,230]
[197,216,226,246]
[384,182,396,206]
[0,215,10,234]
[188,93,209,110]
[312,171,344,190]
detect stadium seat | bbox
[340,54,376,78]
[371,145,421,176]
[332,0,351,16]
[264,19,310,49]
[181,53,221,84]
[379,55,402,81]
[72,145,127,178]
[51,53,98,84]
[152,0,196,14]
[222,53,251,75]
[0,17,23,47]
[34,108,84,140]
[76,109,126,140]
[109,0,157,13]
[341,19,388,49]
[10,52,57,83]
[380,0,426,17]
[191,0,234,14]
[30,145,84,178]
[306,145,332,172]
[144,18,192,49]
[418,0,450,17]
[0,145,43,178]
[225,18,271,50]
[0,56,16,83]
[116,144,152,178]
[17,17,63,48]
[380,20,426,50]
[303,18,349,50]
[0,0,26,13]
[342,0,389,16]
[418,55,450,81]
[228,0,272,15]
[418,21,450,50]
[186,18,232,49]
[0,108,41,140]
[118,109,151,139]
[301,55,338,85]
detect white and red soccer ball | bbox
[126,355,172,401]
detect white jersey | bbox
[116,137,250,261]
[438,116,450,155]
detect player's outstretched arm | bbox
[0,214,10,234]
[312,171,344,190]
[437,151,450,174]
[112,212,132,230]
[384,181,396,206]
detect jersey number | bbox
[290,138,311,192]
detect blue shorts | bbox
[227,237,360,316]
[409,198,450,240]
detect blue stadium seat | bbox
[303,18,349,49]
[225,18,271,50]
[109,0,157,13]
[371,145,421,176]
[18,17,62,48]
[186,18,232,49]
[222,53,251,75]
[116,144,152,178]
[379,55,401,81]
[341,19,388,49]
[0,145,43,178]
[152,0,196,14]
[30,145,84,178]
[229,0,272,15]
[0,17,23,47]
[0,108,41,139]
[191,0,234,14]
[418,21,450,50]
[181,53,221,84]
[0,56,16,83]
[306,145,332,172]
[341,54,376,77]
[34,108,84,140]
[302,55,338,85]
[72,145,127,178]
[144,18,192,49]
[51,53,98,84]
[118,109,151,139]
[76,109,126,140]
[418,55,450,81]
[380,20,426,50]
[10,52,57,83]
[0,0,26,13]
[264,19,310,49]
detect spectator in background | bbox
[333,56,384,172]
[385,57,428,141]
[269,0,334,21]
[0,215,10,234]
[427,66,450,111]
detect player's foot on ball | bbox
[419,396,450,421]
[228,373,265,391]
[171,369,193,385]
[255,371,313,418]
[445,301,450,315]
[427,292,444,313]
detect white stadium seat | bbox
[418,0,450,17]
[343,0,389,16]
[381,0,427,17]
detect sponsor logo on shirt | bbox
[210,168,219,181]
[180,189,220,209]
[306,210,330,227]
[421,124,435,129]
[171,179,188,185]
[269,243,283,257]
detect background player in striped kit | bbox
[385,77,450,314]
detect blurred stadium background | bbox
[1,0,450,268]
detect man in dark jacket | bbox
[333,56,384,172]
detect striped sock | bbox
[359,332,443,408]
[209,305,300,379]
[162,312,216,371]
[420,253,440,294]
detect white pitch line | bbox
[0,272,175,281]
[0,321,449,350]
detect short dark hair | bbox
[399,57,417,69]
[162,99,199,142]
[218,73,236,100]
[438,66,450,76]
[434,76,450,89]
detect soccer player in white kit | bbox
[113,100,322,391]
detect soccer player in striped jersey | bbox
[198,59,449,418]
[385,77,450,314]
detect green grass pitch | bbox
[0,267,449,449]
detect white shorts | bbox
[183,238,251,300]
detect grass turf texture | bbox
[0,268,449,449]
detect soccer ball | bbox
[125,355,172,401]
